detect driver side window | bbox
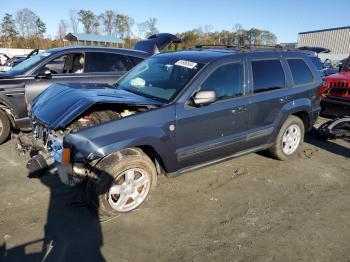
[200,62,244,101]
[38,53,85,74]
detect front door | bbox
[175,61,250,169]
[25,52,89,104]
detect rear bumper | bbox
[322,97,350,107]
[321,97,350,118]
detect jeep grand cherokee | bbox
[27,46,322,217]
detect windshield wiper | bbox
[122,87,167,103]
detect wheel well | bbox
[0,102,14,128]
[138,145,167,175]
[292,111,310,131]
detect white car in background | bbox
[0,53,10,65]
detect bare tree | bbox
[57,19,69,40]
[203,24,213,36]
[260,30,277,45]
[136,22,147,39]
[144,17,159,37]
[69,9,79,34]
[15,8,38,37]
[114,14,133,39]
[99,10,115,35]
[125,15,134,38]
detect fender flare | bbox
[65,127,178,172]
[0,96,16,127]
[270,99,313,143]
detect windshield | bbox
[117,56,205,102]
[8,52,51,75]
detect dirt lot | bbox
[0,128,349,261]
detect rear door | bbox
[244,53,294,148]
[175,60,251,169]
[284,55,320,119]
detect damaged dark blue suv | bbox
[27,46,322,217]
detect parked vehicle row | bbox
[317,55,350,140]
[0,49,39,72]
[21,45,322,217]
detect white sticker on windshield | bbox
[129,77,146,88]
[175,60,198,69]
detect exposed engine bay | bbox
[18,103,154,182]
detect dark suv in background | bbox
[0,33,180,144]
[27,46,322,217]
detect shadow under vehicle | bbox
[0,162,115,262]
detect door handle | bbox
[279,96,292,103]
[231,106,247,114]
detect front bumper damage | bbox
[16,123,93,186]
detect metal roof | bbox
[299,26,350,35]
[64,33,124,44]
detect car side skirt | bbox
[167,143,272,177]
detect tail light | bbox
[318,80,328,97]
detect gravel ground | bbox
[0,125,349,262]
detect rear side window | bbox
[129,56,144,65]
[85,52,134,73]
[308,56,322,70]
[201,63,244,100]
[287,59,314,85]
[252,59,285,93]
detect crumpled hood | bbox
[32,82,162,129]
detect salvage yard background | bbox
[0,125,349,261]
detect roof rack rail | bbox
[193,44,331,55]
[195,44,235,49]
[194,44,291,52]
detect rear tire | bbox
[269,115,304,160]
[0,109,10,145]
[86,148,157,220]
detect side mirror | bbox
[192,90,216,106]
[36,69,52,79]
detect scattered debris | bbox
[301,148,319,159]
[232,168,249,179]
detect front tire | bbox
[86,148,157,219]
[0,109,10,145]
[269,115,304,160]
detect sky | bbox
[1,0,350,43]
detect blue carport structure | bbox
[64,33,124,47]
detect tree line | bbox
[0,8,277,50]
